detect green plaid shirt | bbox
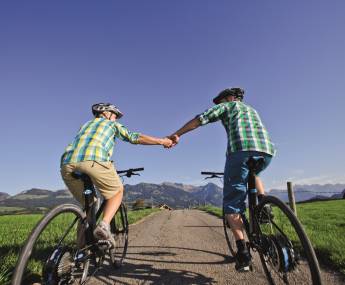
[61,118,140,165]
[198,101,276,156]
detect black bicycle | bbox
[201,157,322,285]
[12,167,144,285]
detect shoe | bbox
[259,204,274,224]
[93,221,116,249]
[235,250,252,272]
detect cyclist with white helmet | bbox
[169,88,276,272]
[60,103,173,248]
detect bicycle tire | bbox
[256,195,322,285]
[222,208,237,257]
[109,203,129,268]
[12,204,86,285]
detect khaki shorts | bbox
[61,161,123,204]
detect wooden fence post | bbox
[287,182,297,216]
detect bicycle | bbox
[12,167,144,285]
[201,156,322,285]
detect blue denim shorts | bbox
[223,151,272,215]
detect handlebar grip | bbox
[132,167,144,172]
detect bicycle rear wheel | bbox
[256,195,322,285]
[12,204,89,285]
[109,203,129,268]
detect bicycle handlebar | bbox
[201,171,224,175]
[117,168,144,177]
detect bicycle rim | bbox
[257,196,322,285]
[222,210,237,257]
[12,204,88,285]
[109,203,129,268]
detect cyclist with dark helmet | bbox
[168,87,276,272]
[61,103,173,248]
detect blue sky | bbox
[1,1,344,195]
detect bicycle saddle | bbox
[246,156,265,172]
[71,171,94,190]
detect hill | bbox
[0,192,10,201]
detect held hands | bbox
[169,134,179,147]
[161,137,174,148]
[162,134,179,149]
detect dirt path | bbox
[89,210,344,285]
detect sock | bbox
[258,194,265,203]
[236,239,246,252]
[100,220,110,229]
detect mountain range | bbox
[0,183,344,212]
[0,182,223,211]
[268,184,345,202]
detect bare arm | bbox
[172,117,201,137]
[137,134,172,147]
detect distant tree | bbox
[342,189,345,199]
[132,199,145,210]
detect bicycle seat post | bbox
[247,157,259,236]
[247,158,258,209]
[79,175,97,244]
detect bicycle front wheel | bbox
[109,203,129,268]
[12,204,87,285]
[256,195,322,285]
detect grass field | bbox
[199,199,345,275]
[0,207,159,285]
[0,207,26,214]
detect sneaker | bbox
[260,204,274,224]
[235,250,252,272]
[93,221,116,249]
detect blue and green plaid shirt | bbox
[61,118,140,165]
[198,101,276,156]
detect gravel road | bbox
[87,209,344,285]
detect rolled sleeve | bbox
[198,103,227,126]
[114,123,141,144]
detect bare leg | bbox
[256,176,265,196]
[227,213,245,240]
[102,187,123,224]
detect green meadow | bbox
[0,208,159,285]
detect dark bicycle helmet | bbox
[92,103,124,118]
[213,87,245,104]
